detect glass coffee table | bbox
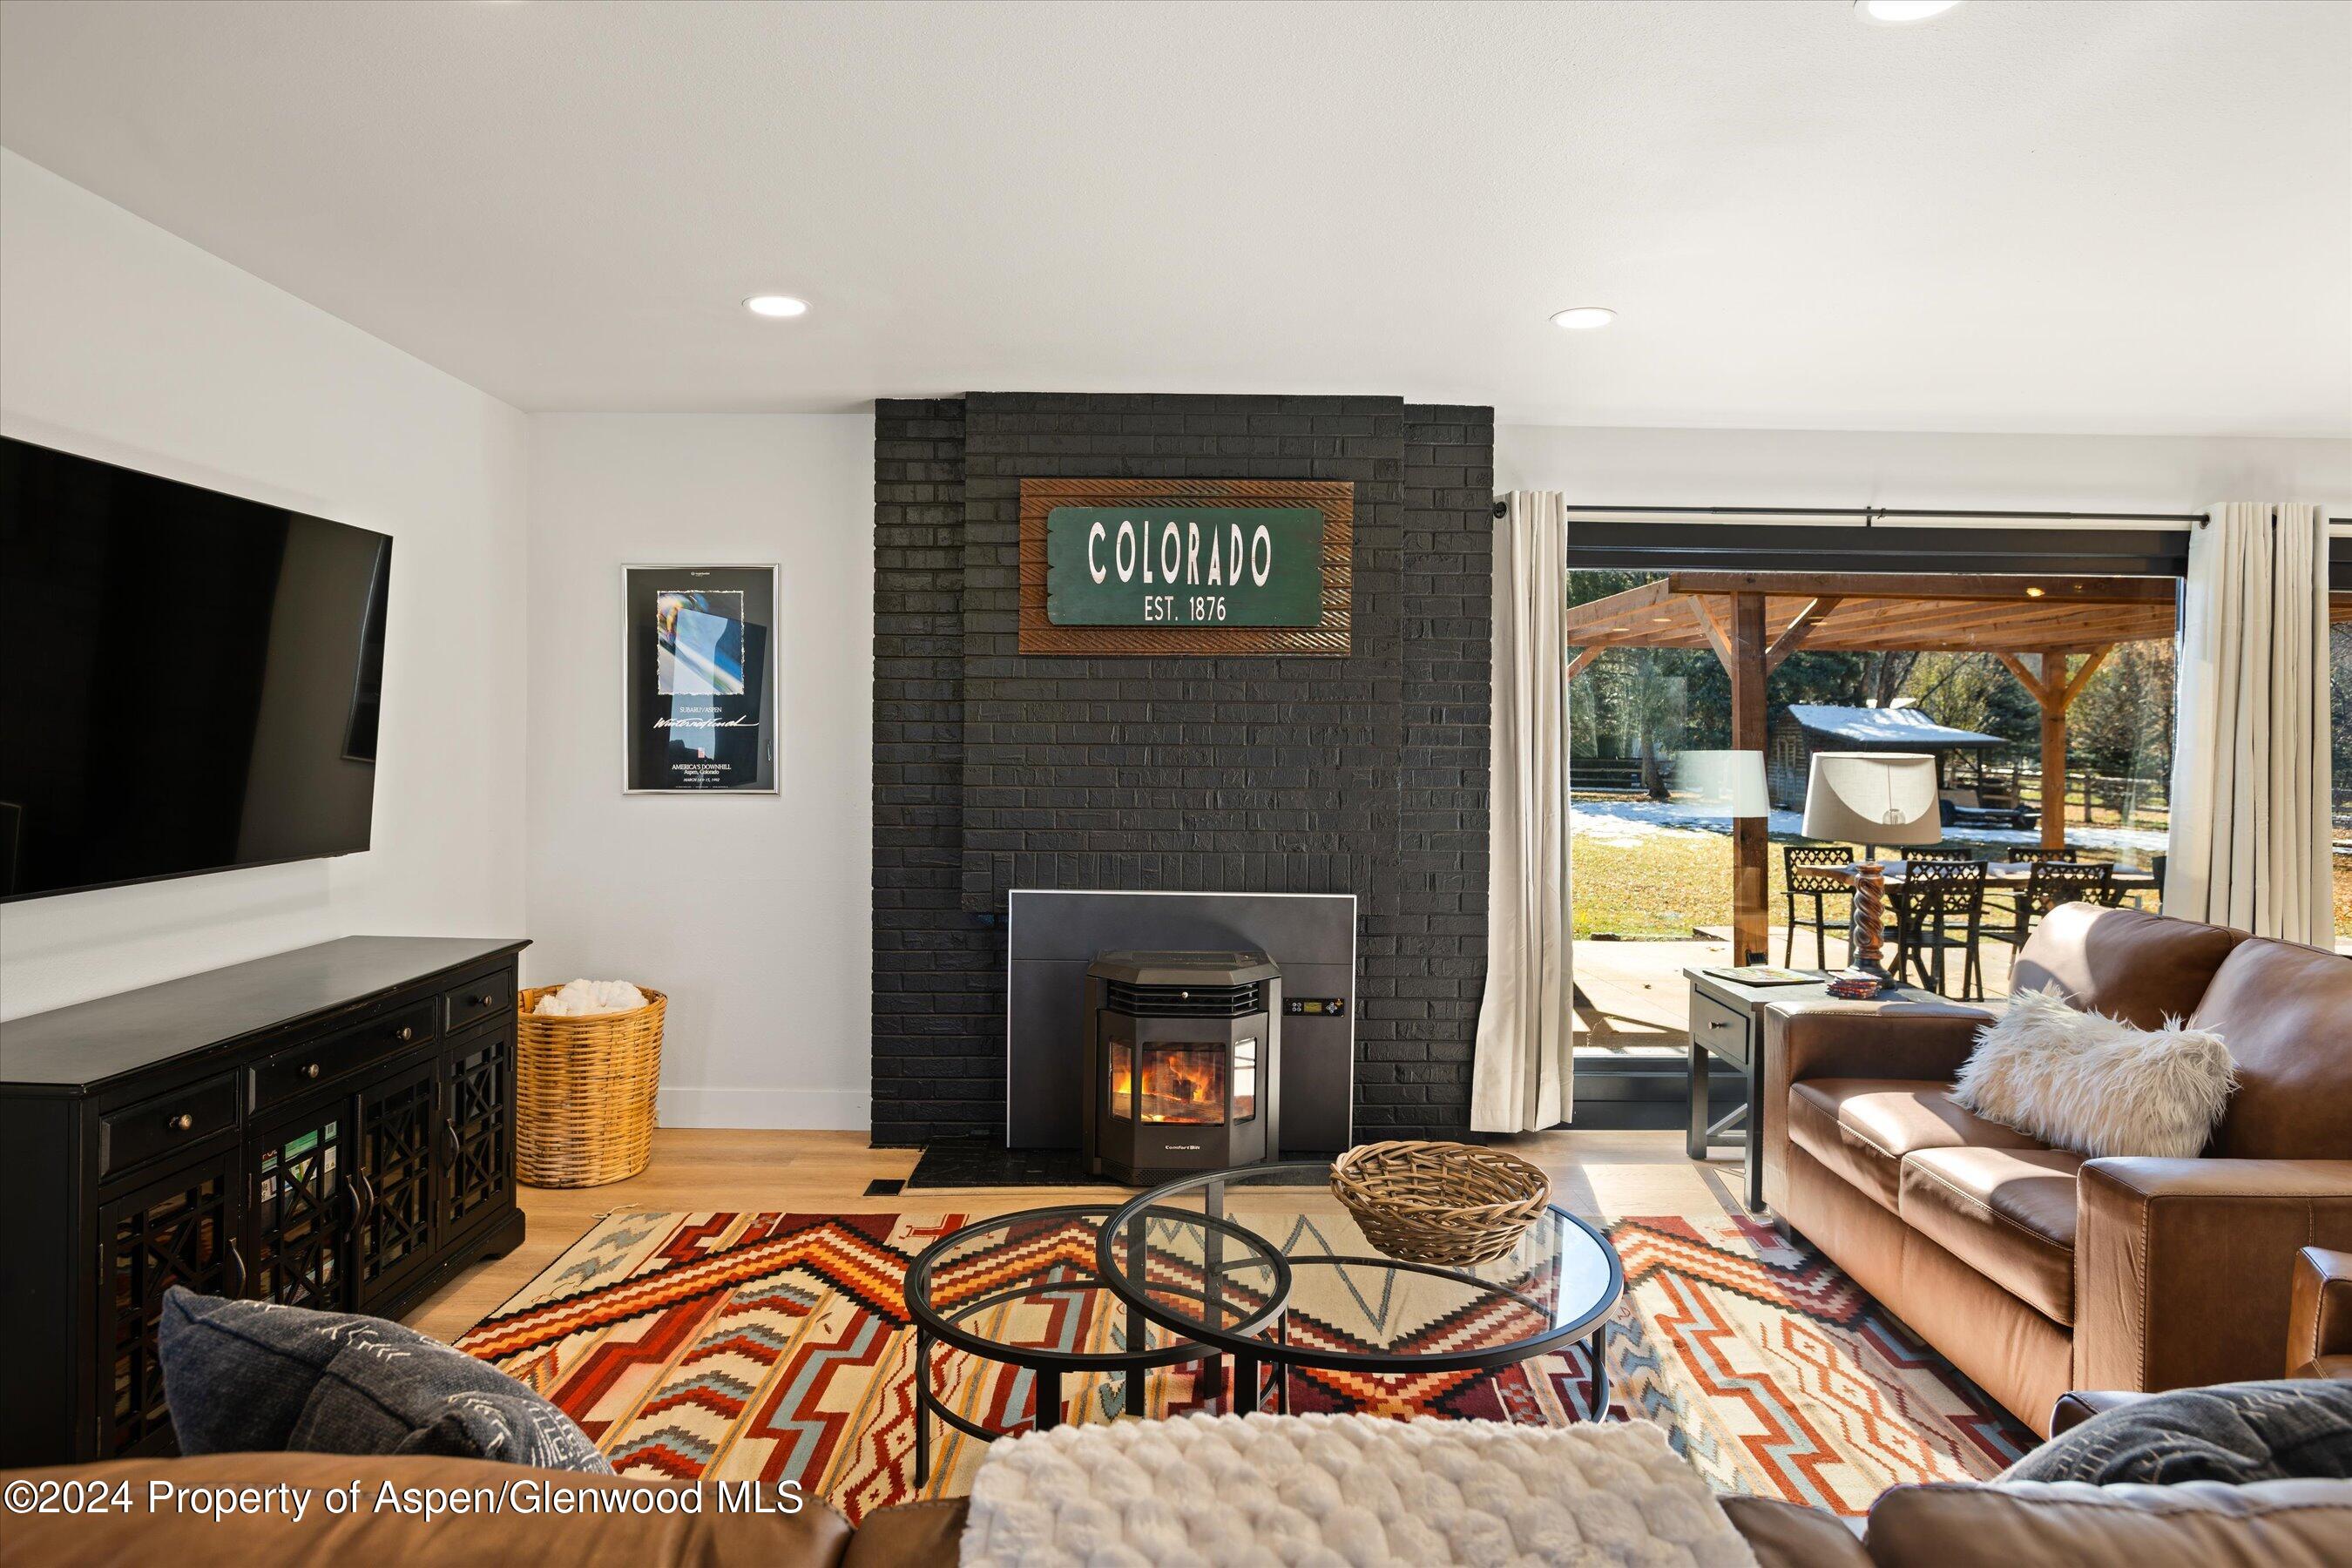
[1097,1160,1625,1420]
[902,1204,1289,1484]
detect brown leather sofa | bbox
[3,1453,2342,1566]
[1762,902,2352,1433]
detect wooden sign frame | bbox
[1017,477,1353,656]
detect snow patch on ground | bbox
[1571,797,2166,855]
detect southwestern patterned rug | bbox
[454,1207,2034,1522]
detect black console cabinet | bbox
[0,936,529,1466]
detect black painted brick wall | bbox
[872,393,1492,1146]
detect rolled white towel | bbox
[532,978,649,1017]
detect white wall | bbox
[0,150,531,1019]
[525,416,873,1130]
[1496,425,2352,516]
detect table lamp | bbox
[1799,752,1943,993]
[1674,750,1769,818]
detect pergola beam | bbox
[1690,596,1735,669]
[1564,645,1605,681]
[1664,571,2176,605]
[1765,596,1840,672]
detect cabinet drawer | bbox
[247,1000,436,1112]
[98,1075,237,1179]
[442,973,514,1037]
[1689,991,1749,1066]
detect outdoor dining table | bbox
[1857,859,2162,983]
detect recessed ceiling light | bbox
[743,294,809,319]
[1856,0,1960,22]
[1550,307,1616,331]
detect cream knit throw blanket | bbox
[960,1411,1758,1567]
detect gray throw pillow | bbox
[2001,1380,2352,1485]
[159,1287,612,1472]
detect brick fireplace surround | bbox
[872,393,1495,1147]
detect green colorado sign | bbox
[1044,506,1325,627]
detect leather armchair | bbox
[2288,1246,2352,1381]
[2051,1247,2352,1436]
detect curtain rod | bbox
[1486,500,2209,524]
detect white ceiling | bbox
[2,0,2347,434]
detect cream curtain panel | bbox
[1471,491,1571,1133]
[2163,502,2331,942]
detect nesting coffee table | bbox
[902,1162,1623,1478]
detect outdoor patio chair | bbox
[1990,846,2076,923]
[1893,857,1987,1000]
[1983,859,2112,959]
[1781,844,1857,967]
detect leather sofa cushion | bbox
[2189,939,2352,1160]
[1863,1479,2352,1568]
[844,1499,971,1567]
[1718,1495,1873,1567]
[0,1453,855,1565]
[1900,1146,2083,1324]
[2012,903,2247,1031]
[1789,1078,2044,1213]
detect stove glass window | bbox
[1134,1044,1227,1125]
[1107,1036,1135,1120]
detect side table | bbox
[1682,969,1926,1214]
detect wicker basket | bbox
[515,985,666,1188]
[1330,1140,1551,1265]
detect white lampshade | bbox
[1675,750,1770,818]
[1800,752,1943,847]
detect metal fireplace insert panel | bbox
[1006,890,1356,1153]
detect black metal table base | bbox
[904,1205,1287,1487]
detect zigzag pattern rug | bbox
[454,1207,2034,1521]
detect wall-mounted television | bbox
[0,437,392,902]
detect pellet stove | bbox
[1080,950,1281,1185]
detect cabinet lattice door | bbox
[444,1029,513,1230]
[247,1106,351,1311]
[358,1061,438,1301]
[98,1158,239,1456]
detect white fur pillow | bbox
[1950,986,2234,1159]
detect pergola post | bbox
[1996,646,2115,853]
[2038,650,2067,852]
[1730,592,1769,963]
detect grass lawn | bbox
[1571,827,1795,941]
[2336,854,2352,946]
[1571,812,2170,943]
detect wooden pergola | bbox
[1562,570,2352,967]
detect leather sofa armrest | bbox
[1759,997,1992,1214]
[2289,1246,2352,1377]
[2047,1389,2155,1437]
[2076,1158,2352,1393]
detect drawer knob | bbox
[395,1025,415,1042]
[476,993,496,1007]
[168,1112,193,1132]
[304,1062,321,1079]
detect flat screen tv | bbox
[0,437,392,902]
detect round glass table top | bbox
[1097,1161,1624,1374]
[904,1203,1290,1370]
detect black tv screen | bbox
[0,437,392,902]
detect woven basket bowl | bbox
[1330,1140,1551,1266]
[515,986,666,1189]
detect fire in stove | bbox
[1109,1044,1229,1125]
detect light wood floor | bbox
[407,1127,1736,1343]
